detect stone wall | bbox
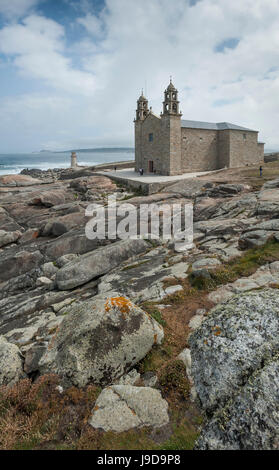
[228,130,261,167]
[163,115,182,175]
[135,114,165,174]
[181,127,218,171]
[257,143,265,161]
[134,121,143,172]
[218,130,230,169]
[135,113,182,176]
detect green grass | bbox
[188,239,279,291]
[159,421,199,450]
[140,301,167,327]
[137,344,171,374]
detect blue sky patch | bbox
[213,97,242,107]
[215,37,240,53]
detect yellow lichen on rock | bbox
[104,296,133,315]
[212,325,222,336]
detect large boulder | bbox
[41,212,86,237]
[0,207,23,232]
[0,230,21,248]
[189,289,279,413]
[39,293,164,387]
[0,249,43,282]
[238,229,274,249]
[69,175,117,193]
[200,183,246,198]
[43,230,109,260]
[30,190,66,207]
[55,238,149,290]
[0,174,41,187]
[0,336,26,386]
[196,356,279,450]
[189,289,279,450]
[89,385,169,432]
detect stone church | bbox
[134,80,264,176]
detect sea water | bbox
[0,150,135,176]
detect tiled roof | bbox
[181,119,257,132]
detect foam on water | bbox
[0,151,134,176]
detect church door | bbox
[148,160,154,173]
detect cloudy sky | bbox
[0,0,278,152]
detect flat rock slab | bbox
[0,174,42,187]
[55,238,149,290]
[89,385,169,432]
[98,248,188,302]
[192,258,221,270]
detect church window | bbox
[149,133,153,142]
[243,133,247,140]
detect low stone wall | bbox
[93,160,135,171]
[264,153,279,163]
[94,172,175,195]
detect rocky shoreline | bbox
[0,165,279,450]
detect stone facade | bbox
[135,81,264,175]
[181,128,218,172]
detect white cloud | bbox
[72,0,279,147]
[1,0,279,151]
[0,0,39,18]
[0,14,96,96]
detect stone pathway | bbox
[95,168,217,184]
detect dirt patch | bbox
[197,161,279,190]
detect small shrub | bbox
[159,360,190,401]
[159,420,199,450]
[141,302,167,327]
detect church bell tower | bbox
[135,90,149,121]
[134,90,149,172]
[162,78,182,116]
[161,78,182,175]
